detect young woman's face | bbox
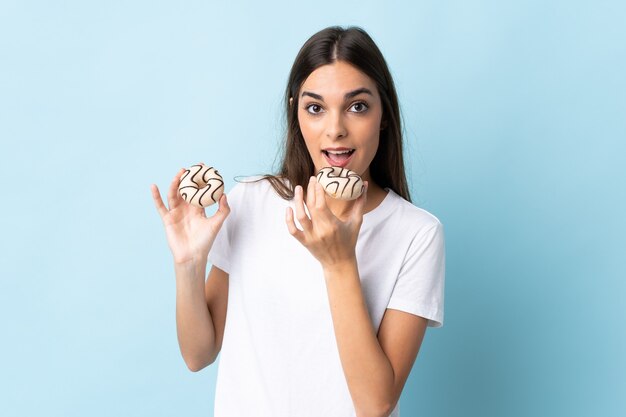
[296,60,384,182]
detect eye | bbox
[305,104,324,115]
[349,101,369,113]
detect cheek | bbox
[298,113,318,136]
[297,112,309,136]
[359,127,381,163]
[298,115,323,151]
[297,117,317,155]
[366,138,380,161]
[356,120,381,146]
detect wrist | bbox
[322,257,358,278]
[172,247,210,265]
[174,255,208,274]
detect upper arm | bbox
[377,308,428,411]
[204,265,229,364]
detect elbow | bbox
[183,344,220,372]
[356,403,393,417]
[376,406,393,417]
[378,398,399,417]
[379,403,394,417]
[185,360,205,372]
[185,354,215,372]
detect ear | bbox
[289,97,293,107]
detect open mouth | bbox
[322,149,355,168]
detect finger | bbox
[285,207,305,243]
[151,184,168,219]
[167,168,187,210]
[212,193,230,223]
[314,179,327,211]
[351,181,369,223]
[294,185,312,231]
[306,176,316,213]
[313,180,336,224]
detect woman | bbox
[151,26,445,417]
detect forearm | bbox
[175,258,216,371]
[323,260,394,417]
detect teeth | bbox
[326,149,353,155]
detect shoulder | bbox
[383,192,445,265]
[386,189,443,233]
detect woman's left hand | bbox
[286,176,368,269]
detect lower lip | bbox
[323,151,354,168]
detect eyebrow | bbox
[300,87,373,101]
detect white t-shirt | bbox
[207,177,445,417]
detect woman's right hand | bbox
[151,168,230,265]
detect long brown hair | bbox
[251,25,411,202]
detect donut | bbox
[316,166,364,201]
[178,164,224,208]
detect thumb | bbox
[351,181,368,223]
[213,193,230,222]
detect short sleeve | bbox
[207,182,244,274]
[207,219,232,273]
[387,221,446,327]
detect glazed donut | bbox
[316,166,364,201]
[178,164,224,208]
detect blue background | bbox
[1,1,624,416]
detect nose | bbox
[325,111,347,139]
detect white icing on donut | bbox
[178,164,224,208]
[316,166,364,200]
